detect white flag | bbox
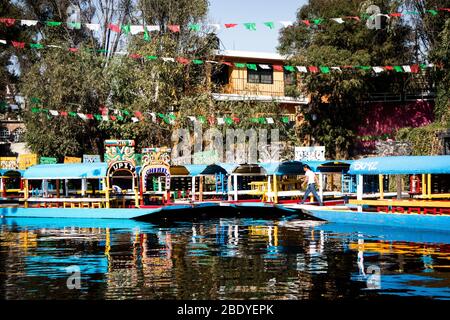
[146,25,160,32]
[373,66,384,73]
[296,66,308,73]
[85,23,100,31]
[77,113,87,120]
[162,57,175,62]
[331,67,342,72]
[266,117,274,124]
[49,110,59,116]
[331,18,345,24]
[402,65,412,72]
[131,117,139,123]
[0,40,6,45]
[150,112,156,122]
[259,64,271,69]
[130,25,145,34]
[47,44,62,48]
[21,20,38,26]
[217,117,225,125]
[102,115,109,121]
[279,21,293,28]
[188,116,196,122]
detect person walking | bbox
[299,164,323,206]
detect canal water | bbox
[1,215,449,300]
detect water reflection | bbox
[0,216,449,300]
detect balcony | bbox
[212,78,308,105]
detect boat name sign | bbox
[109,161,136,176]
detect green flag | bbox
[31,108,40,113]
[263,22,275,29]
[67,22,81,29]
[198,116,206,124]
[224,117,233,125]
[30,97,41,104]
[69,112,77,117]
[284,66,295,72]
[121,24,131,34]
[357,66,371,70]
[146,55,157,60]
[313,19,323,25]
[246,63,257,71]
[258,117,266,124]
[117,115,124,121]
[30,43,44,49]
[122,110,130,116]
[189,23,201,31]
[427,9,438,16]
[320,66,330,73]
[144,28,151,42]
[234,63,246,68]
[393,66,403,72]
[243,23,256,31]
[94,114,102,121]
[192,59,203,65]
[46,21,62,27]
[281,116,289,123]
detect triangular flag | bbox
[110,115,117,121]
[11,41,25,48]
[313,19,323,25]
[49,110,59,116]
[0,18,16,27]
[67,22,81,29]
[301,20,311,26]
[331,18,345,24]
[47,44,62,48]
[21,20,38,26]
[410,64,420,73]
[426,10,438,16]
[94,114,102,121]
[189,23,201,31]
[129,53,142,59]
[131,117,139,122]
[143,27,151,42]
[331,67,342,72]
[168,25,180,32]
[389,13,402,17]
[86,23,100,31]
[225,117,233,125]
[320,66,330,73]
[373,66,384,73]
[60,111,68,117]
[130,25,144,34]
[308,66,319,73]
[146,25,160,32]
[192,60,203,65]
[0,40,6,45]
[384,66,394,71]
[102,115,109,121]
[217,117,225,125]
[234,63,246,68]
[263,22,275,29]
[30,43,44,49]
[108,23,121,33]
[134,111,143,118]
[296,66,308,73]
[85,114,94,120]
[284,65,295,72]
[146,55,158,60]
[162,57,175,62]
[121,24,131,34]
[225,23,238,28]
[266,117,274,124]
[243,23,257,31]
[273,65,283,71]
[77,113,87,120]
[402,65,412,72]
[259,64,271,69]
[46,21,62,27]
[246,63,257,71]
[393,66,403,72]
[177,57,190,64]
[279,21,293,28]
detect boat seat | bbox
[80,203,90,208]
[91,202,102,208]
[63,202,71,208]
[71,202,81,208]
[407,207,421,214]
[424,208,437,215]
[48,202,59,208]
[39,202,46,208]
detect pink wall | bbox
[357,100,434,136]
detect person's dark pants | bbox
[300,183,323,205]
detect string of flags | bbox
[0,39,439,75]
[28,102,292,126]
[0,8,449,33]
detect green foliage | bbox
[278,0,414,158]
[395,123,445,155]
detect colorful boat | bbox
[292,156,450,232]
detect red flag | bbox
[110,115,117,121]
[108,23,121,33]
[168,25,180,32]
[129,53,142,59]
[410,64,420,73]
[308,66,319,73]
[134,111,143,118]
[438,8,450,12]
[221,61,233,66]
[225,23,238,28]
[68,47,79,52]
[99,105,108,115]
[233,117,240,124]
[208,116,215,125]
[342,65,353,69]
[11,41,25,48]
[176,57,190,64]
[389,13,402,17]
[85,114,94,119]
[302,20,311,26]
[384,66,394,71]
[273,65,283,71]
[0,18,16,27]
[60,111,68,116]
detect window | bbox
[247,64,273,84]
[212,64,230,85]
[284,70,296,85]
[11,128,25,142]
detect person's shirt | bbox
[305,170,316,185]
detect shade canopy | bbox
[304,160,353,173]
[260,161,304,175]
[0,169,24,177]
[23,163,108,180]
[349,156,450,175]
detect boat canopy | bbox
[304,160,353,173]
[171,164,228,176]
[260,161,304,175]
[348,156,450,175]
[23,163,108,180]
[0,169,24,177]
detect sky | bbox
[208,0,307,53]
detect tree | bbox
[278,0,414,158]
